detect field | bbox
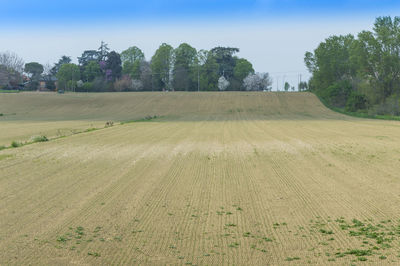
[2,92,400,265]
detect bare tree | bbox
[0,51,24,73]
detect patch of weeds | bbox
[114,236,122,242]
[285,257,300,261]
[319,229,334,235]
[228,242,240,248]
[346,249,372,257]
[57,235,69,243]
[379,255,387,260]
[357,256,367,261]
[0,145,6,151]
[262,237,273,242]
[236,207,243,211]
[243,232,251,237]
[87,252,101,257]
[85,128,97,132]
[225,223,236,227]
[226,211,233,215]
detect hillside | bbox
[0,91,345,121]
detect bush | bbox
[0,145,5,150]
[319,80,352,108]
[79,82,93,92]
[11,141,22,148]
[31,135,48,143]
[345,92,368,112]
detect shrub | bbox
[11,141,22,148]
[31,135,48,143]
[345,92,368,112]
[0,145,5,150]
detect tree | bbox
[98,41,110,61]
[114,75,133,92]
[51,56,71,76]
[78,50,100,67]
[218,76,229,91]
[284,82,290,92]
[233,58,254,90]
[243,73,272,91]
[121,46,145,79]
[0,65,22,89]
[139,61,152,91]
[24,62,44,80]
[0,51,24,73]
[209,47,239,78]
[56,63,80,91]
[353,17,400,102]
[83,61,101,82]
[305,34,356,91]
[234,58,254,82]
[173,43,197,91]
[105,51,122,82]
[151,43,174,91]
[298,81,308,91]
[199,53,219,91]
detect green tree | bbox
[78,50,99,67]
[233,58,254,82]
[232,58,254,90]
[83,61,101,82]
[24,62,44,80]
[51,56,71,76]
[121,46,145,79]
[105,51,122,82]
[56,63,80,91]
[284,82,290,92]
[352,16,400,103]
[209,47,239,78]
[305,34,356,92]
[173,43,197,91]
[199,54,219,91]
[151,43,174,91]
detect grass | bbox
[0,89,19,93]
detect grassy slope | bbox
[0,91,346,146]
[2,92,400,264]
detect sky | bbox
[1,0,400,89]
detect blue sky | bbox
[1,1,400,89]
[2,0,400,26]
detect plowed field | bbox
[1,92,400,265]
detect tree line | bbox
[0,42,273,92]
[305,16,400,116]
